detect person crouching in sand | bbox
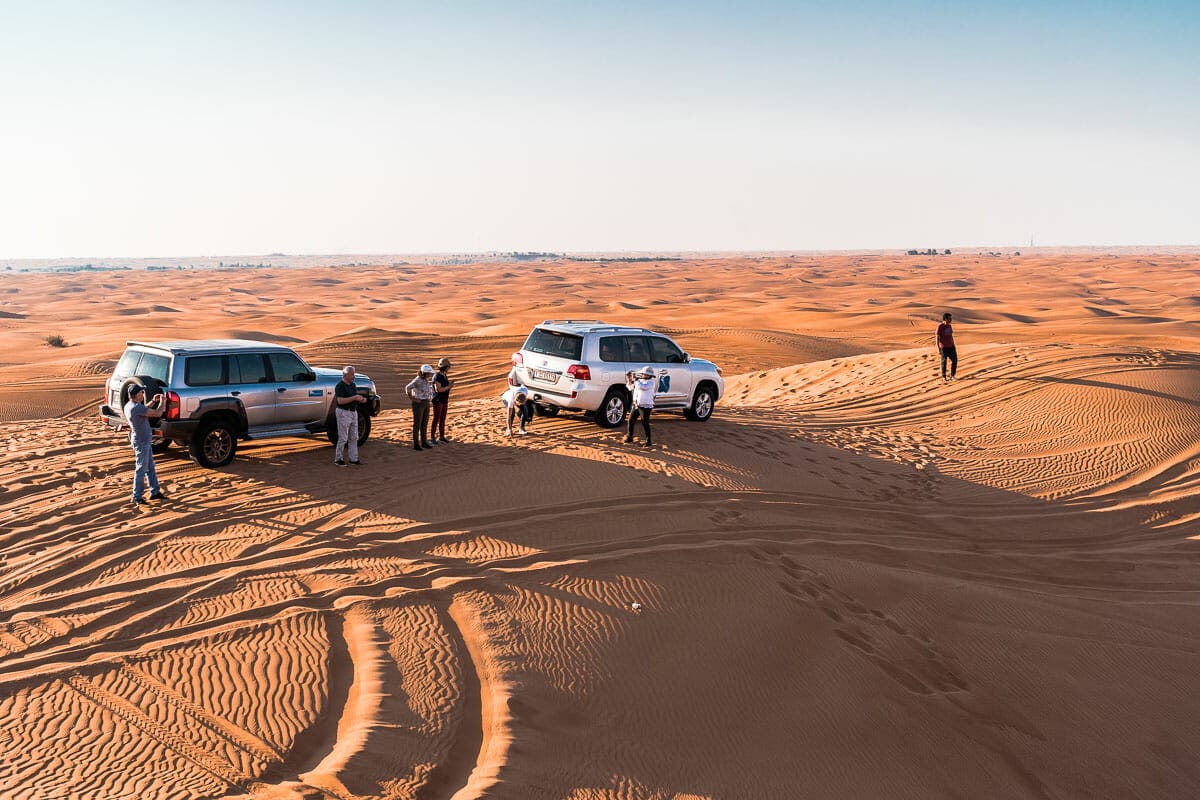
[501,383,533,436]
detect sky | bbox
[1,0,1198,257]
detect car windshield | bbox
[523,328,583,360]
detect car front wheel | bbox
[685,385,716,421]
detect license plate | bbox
[529,369,558,382]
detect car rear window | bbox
[114,349,142,379]
[524,328,583,360]
[185,355,226,386]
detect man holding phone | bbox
[124,383,166,506]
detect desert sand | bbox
[0,252,1198,799]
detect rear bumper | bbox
[99,404,197,442]
[526,386,604,412]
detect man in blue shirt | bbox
[123,384,166,506]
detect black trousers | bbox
[628,406,652,441]
[411,399,431,444]
[940,346,958,378]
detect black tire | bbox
[534,403,560,417]
[596,388,629,428]
[190,418,238,468]
[685,384,717,422]
[325,409,372,446]
[356,409,371,445]
[151,439,172,455]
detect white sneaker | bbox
[518,428,527,435]
[505,427,513,436]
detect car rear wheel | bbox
[534,403,560,417]
[597,389,628,428]
[190,419,237,468]
[151,439,173,454]
[685,384,716,421]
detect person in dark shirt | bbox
[937,312,958,381]
[430,357,456,443]
[333,366,366,465]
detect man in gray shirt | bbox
[123,384,166,506]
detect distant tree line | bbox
[907,249,952,256]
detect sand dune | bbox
[0,252,1198,799]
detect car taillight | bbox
[165,390,181,420]
[511,352,524,367]
[566,364,591,381]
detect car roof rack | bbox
[539,319,607,325]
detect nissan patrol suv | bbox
[99,340,382,468]
[511,321,724,427]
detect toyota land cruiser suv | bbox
[511,321,724,427]
[99,340,382,468]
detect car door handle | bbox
[277,387,287,392]
[230,391,240,396]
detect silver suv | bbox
[512,320,724,427]
[99,340,382,468]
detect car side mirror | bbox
[305,371,317,382]
[682,353,691,363]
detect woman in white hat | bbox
[405,364,438,450]
[625,365,657,447]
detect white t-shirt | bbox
[630,377,656,408]
[501,386,529,408]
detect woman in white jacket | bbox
[624,365,657,447]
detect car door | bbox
[647,336,692,405]
[268,351,324,425]
[228,353,278,427]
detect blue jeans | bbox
[940,346,958,378]
[132,441,160,500]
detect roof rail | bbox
[539,319,608,325]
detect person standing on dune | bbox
[124,384,166,506]
[624,365,657,447]
[406,364,437,450]
[333,365,365,466]
[937,312,958,381]
[430,357,455,443]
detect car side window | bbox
[231,354,270,384]
[649,337,685,363]
[185,355,226,386]
[599,336,623,362]
[624,336,650,365]
[268,352,311,382]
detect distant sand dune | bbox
[0,253,1197,799]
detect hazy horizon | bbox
[3,0,1197,258]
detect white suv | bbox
[512,320,724,427]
